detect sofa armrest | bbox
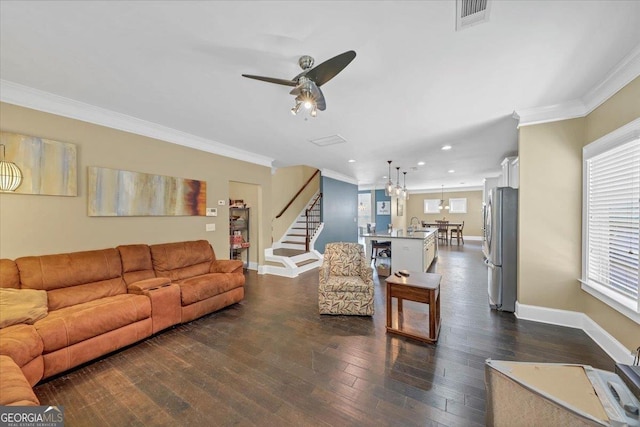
[0,355,39,406]
[360,255,373,284]
[319,262,330,285]
[210,259,243,274]
[127,277,172,294]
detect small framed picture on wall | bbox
[377,201,390,215]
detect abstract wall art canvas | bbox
[0,132,77,196]
[88,166,206,216]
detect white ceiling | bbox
[1,1,639,191]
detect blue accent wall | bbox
[315,176,358,253]
[374,189,391,232]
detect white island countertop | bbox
[362,228,437,240]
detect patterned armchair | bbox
[319,242,374,316]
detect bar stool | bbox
[371,240,391,266]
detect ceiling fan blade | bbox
[305,50,356,87]
[241,74,297,87]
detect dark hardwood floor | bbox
[34,241,613,426]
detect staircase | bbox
[262,193,323,278]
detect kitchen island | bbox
[362,228,438,273]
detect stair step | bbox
[287,233,306,237]
[282,240,305,245]
[296,259,318,267]
[273,248,307,257]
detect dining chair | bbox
[435,220,449,244]
[450,220,465,245]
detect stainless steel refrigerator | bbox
[484,187,518,312]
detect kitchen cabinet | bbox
[363,229,438,273]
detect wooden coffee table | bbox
[385,271,441,343]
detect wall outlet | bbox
[206,208,217,217]
[218,200,226,206]
[205,223,215,232]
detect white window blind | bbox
[424,199,440,214]
[449,198,468,213]
[584,136,639,308]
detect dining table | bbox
[421,222,464,245]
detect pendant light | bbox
[0,144,23,192]
[394,167,402,197]
[384,160,394,196]
[401,171,409,200]
[439,185,449,210]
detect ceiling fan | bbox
[242,50,356,117]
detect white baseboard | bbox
[515,302,634,364]
[464,235,482,241]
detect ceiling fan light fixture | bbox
[291,101,301,115]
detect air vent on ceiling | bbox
[309,134,347,147]
[456,0,491,31]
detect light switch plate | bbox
[206,208,217,217]
[205,223,215,232]
[218,200,226,206]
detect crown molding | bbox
[320,169,358,185]
[514,44,640,127]
[0,80,274,168]
[357,184,483,193]
[409,186,483,194]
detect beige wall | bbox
[270,165,319,243]
[518,76,640,350]
[405,190,483,237]
[0,103,272,265]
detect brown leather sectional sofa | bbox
[0,240,244,406]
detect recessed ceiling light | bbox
[382,175,388,179]
[441,145,452,151]
[448,169,455,173]
[348,159,356,163]
[417,161,425,166]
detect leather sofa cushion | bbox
[35,294,151,353]
[127,277,171,293]
[151,240,215,281]
[16,249,126,310]
[0,259,20,288]
[177,273,244,306]
[0,324,43,367]
[0,355,39,406]
[118,244,156,285]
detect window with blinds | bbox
[582,119,640,320]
